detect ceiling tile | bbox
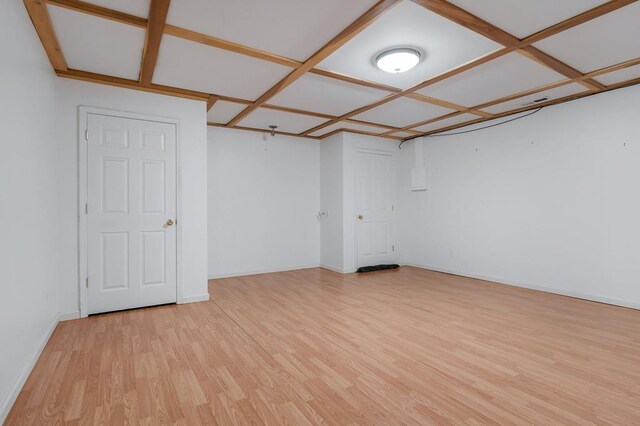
[534,2,640,73]
[309,122,389,138]
[82,0,150,18]
[237,109,328,134]
[319,0,501,90]
[269,73,389,116]
[483,83,588,114]
[353,97,453,128]
[416,52,565,107]
[48,5,145,79]
[448,0,607,39]
[153,35,293,100]
[166,0,378,61]
[412,113,477,133]
[207,101,248,124]
[595,64,640,86]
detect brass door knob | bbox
[165,219,175,227]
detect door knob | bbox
[357,214,364,220]
[165,219,174,227]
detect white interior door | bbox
[355,151,396,268]
[87,113,177,314]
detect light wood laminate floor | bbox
[6,267,640,424]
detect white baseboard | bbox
[178,294,210,304]
[404,263,640,311]
[58,311,80,321]
[0,311,63,424]
[319,264,345,273]
[208,264,320,280]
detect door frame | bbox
[78,106,182,318]
[353,148,397,269]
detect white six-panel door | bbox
[355,151,396,268]
[87,113,177,314]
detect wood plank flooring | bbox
[6,267,640,424]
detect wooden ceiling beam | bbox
[467,56,640,113]
[207,95,219,111]
[408,76,640,139]
[45,0,147,28]
[164,25,302,68]
[38,0,635,141]
[410,0,604,90]
[586,56,640,79]
[518,46,604,90]
[395,55,640,135]
[516,0,637,46]
[207,122,320,140]
[378,111,464,137]
[410,0,520,46]
[42,0,485,115]
[301,48,508,136]
[139,0,170,85]
[304,0,631,137]
[226,0,403,127]
[319,128,403,140]
[56,68,210,100]
[24,0,67,70]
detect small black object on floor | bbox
[356,264,400,273]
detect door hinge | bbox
[84,129,89,141]
[392,205,394,212]
[392,245,395,252]
[85,277,89,288]
[85,203,88,214]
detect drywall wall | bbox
[55,79,210,311]
[398,85,640,308]
[208,127,320,278]
[318,132,399,272]
[319,133,344,272]
[0,1,64,421]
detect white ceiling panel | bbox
[309,122,389,138]
[416,53,565,107]
[237,109,328,134]
[207,101,248,124]
[269,73,390,116]
[166,0,378,61]
[412,113,477,133]
[153,35,293,100]
[48,5,145,79]
[84,0,150,18]
[484,83,588,114]
[448,0,607,39]
[353,97,453,128]
[534,2,640,73]
[595,64,640,86]
[319,1,501,90]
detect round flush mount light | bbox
[376,48,421,73]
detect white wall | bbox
[317,132,399,272]
[0,1,64,421]
[319,133,344,271]
[398,85,640,309]
[54,79,210,309]
[208,127,320,278]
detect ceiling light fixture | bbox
[376,48,421,73]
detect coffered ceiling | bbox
[25,0,640,141]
